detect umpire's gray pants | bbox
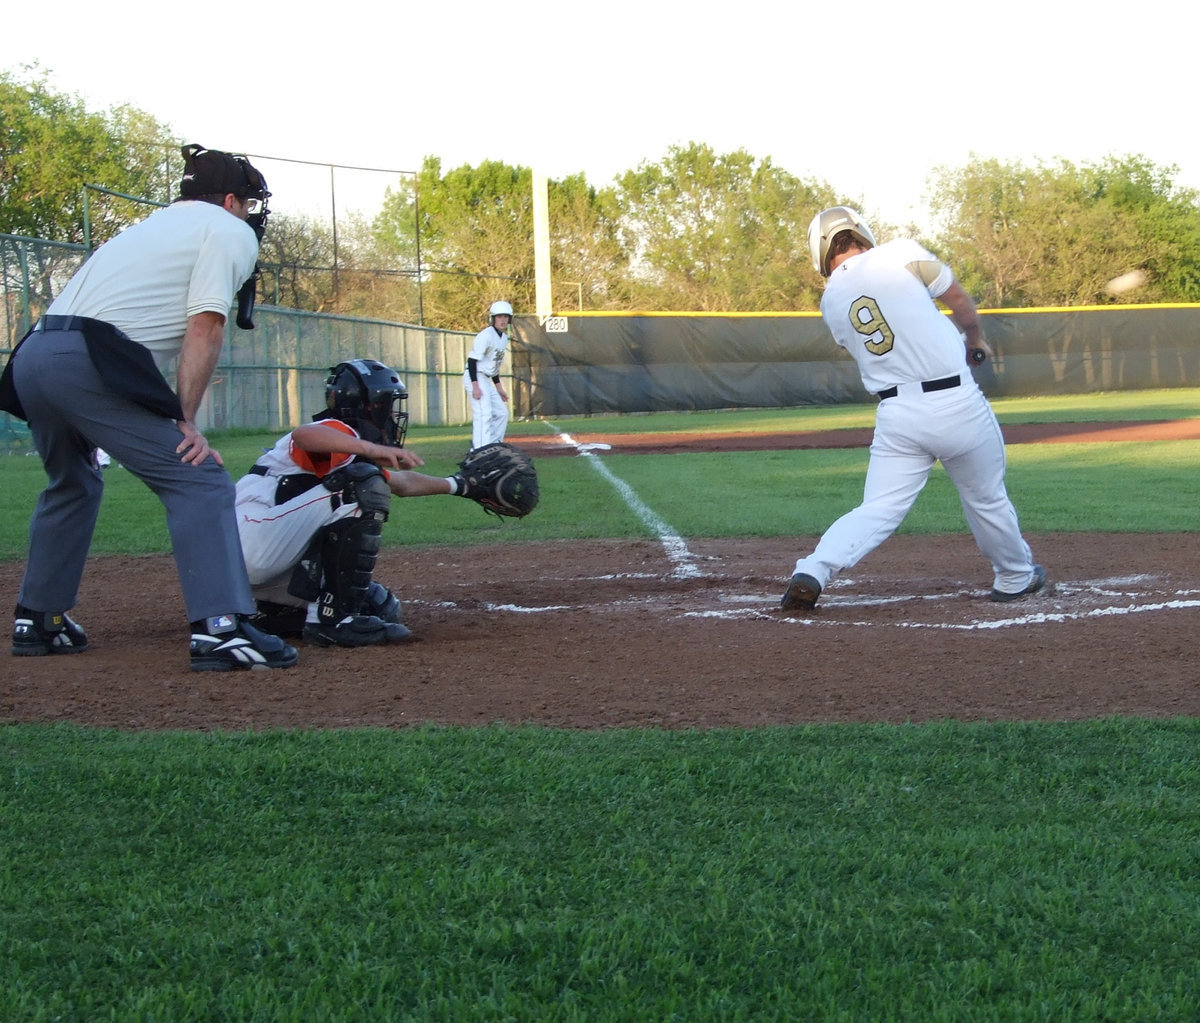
[12,329,254,623]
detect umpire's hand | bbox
[177,419,223,467]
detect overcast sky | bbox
[4,0,1195,233]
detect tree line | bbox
[5,66,1199,333]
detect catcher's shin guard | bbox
[315,468,391,624]
[287,532,325,603]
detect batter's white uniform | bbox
[235,419,366,606]
[792,238,1038,595]
[463,324,509,447]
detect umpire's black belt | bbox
[876,375,960,401]
[32,315,94,333]
[3,314,185,422]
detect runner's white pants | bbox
[468,376,508,448]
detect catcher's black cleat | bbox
[991,564,1047,603]
[248,600,307,637]
[364,582,403,625]
[189,615,299,671]
[12,605,90,656]
[781,572,822,612]
[302,614,414,648]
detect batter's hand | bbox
[176,420,223,467]
[968,341,993,365]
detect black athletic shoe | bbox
[189,615,299,671]
[991,565,1048,603]
[781,572,822,612]
[12,605,90,656]
[302,614,413,648]
[248,600,307,638]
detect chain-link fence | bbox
[2,233,480,445]
[200,305,475,432]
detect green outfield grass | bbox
[2,389,1199,558]
[3,392,1200,1020]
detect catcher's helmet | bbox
[807,206,876,277]
[324,359,409,447]
[489,300,514,322]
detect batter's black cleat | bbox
[12,605,90,656]
[781,572,822,612]
[991,564,1048,603]
[302,614,413,648]
[189,615,299,671]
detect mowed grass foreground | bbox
[3,721,1200,1021]
[4,392,1200,1019]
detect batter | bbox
[782,206,1046,611]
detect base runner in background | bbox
[464,300,512,448]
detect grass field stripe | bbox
[551,427,703,578]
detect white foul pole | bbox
[533,170,551,324]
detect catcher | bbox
[235,358,538,647]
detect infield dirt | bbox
[3,422,1197,730]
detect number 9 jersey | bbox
[819,238,970,395]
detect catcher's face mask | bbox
[370,392,409,448]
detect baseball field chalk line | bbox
[422,565,1200,629]
[549,426,704,579]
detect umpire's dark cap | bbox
[179,143,268,200]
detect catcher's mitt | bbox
[456,442,540,518]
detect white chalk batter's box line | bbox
[414,575,1200,630]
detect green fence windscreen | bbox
[511,308,1200,415]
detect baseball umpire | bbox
[782,206,1046,611]
[1,143,297,671]
[236,358,538,646]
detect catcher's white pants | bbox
[792,382,1037,595]
[468,377,508,449]
[235,472,361,606]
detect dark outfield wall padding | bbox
[509,308,1200,416]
